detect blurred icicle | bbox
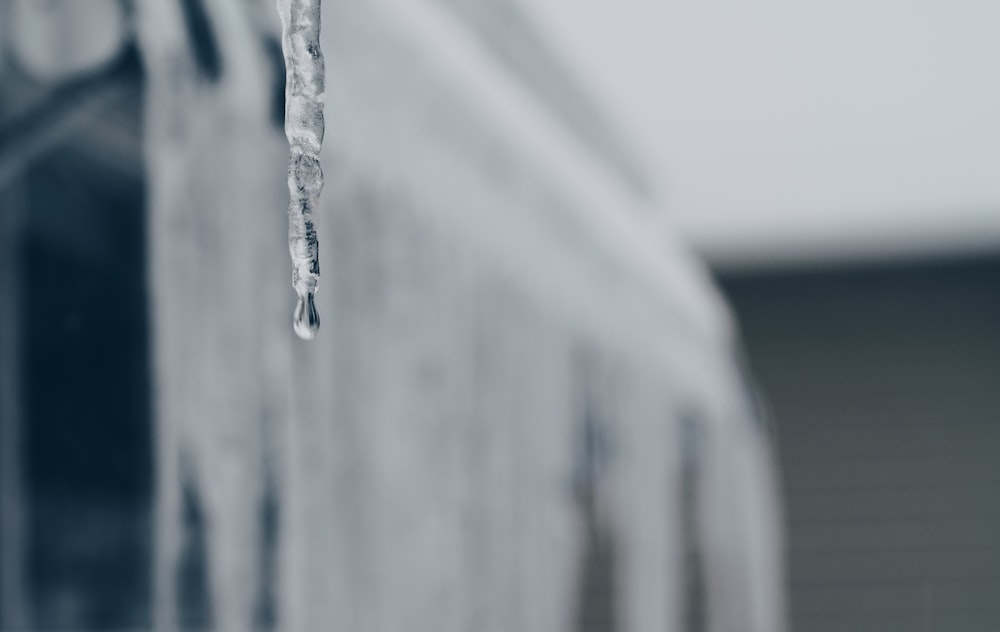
[696,372,787,632]
[7,0,126,84]
[0,153,28,632]
[0,0,7,81]
[0,46,138,190]
[131,2,786,632]
[136,0,292,631]
[276,0,326,340]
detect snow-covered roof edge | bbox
[430,0,651,198]
[372,0,735,346]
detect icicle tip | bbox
[293,291,320,340]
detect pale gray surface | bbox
[526,0,1000,266]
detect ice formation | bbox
[132,0,785,631]
[277,0,325,340]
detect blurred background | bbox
[2,1,1000,631]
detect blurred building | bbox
[720,255,1000,632]
[0,1,782,632]
[521,2,1000,629]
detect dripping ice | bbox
[277,0,326,340]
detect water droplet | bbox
[293,292,320,340]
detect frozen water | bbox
[130,1,786,631]
[136,1,292,630]
[277,0,326,339]
[7,0,126,84]
[292,291,320,340]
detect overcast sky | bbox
[525,0,1000,265]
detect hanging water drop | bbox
[277,0,326,339]
[293,291,320,340]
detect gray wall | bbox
[722,258,1000,632]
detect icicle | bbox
[277,0,325,340]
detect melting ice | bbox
[277,0,326,340]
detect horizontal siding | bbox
[722,258,1000,632]
[786,485,1000,521]
[792,579,1000,612]
[789,548,1000,582]
[789,613,1000,632]
[789,518,1000,552]
[782,422,1000,459]
[782,453,1000,492]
